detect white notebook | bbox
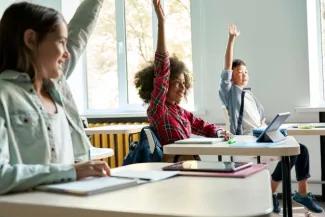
[36,176,137,196]
[174,137,224,144]
[111,170,179,181]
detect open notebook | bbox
[175,137,224,144]
[36,176,137,196]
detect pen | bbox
[88,149,91,161]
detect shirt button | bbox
[51,148,55,152]
[23,118,29,123]
[29,89,33,93]
[47,126,51,131]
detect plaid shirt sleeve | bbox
[185,109,223,137]
[147,52,170,118]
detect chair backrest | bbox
[144,128,156,154]
[221,105,230,131]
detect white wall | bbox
[191,0,322,193]
[192,0,318,124]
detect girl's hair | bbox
[232,59,246,70]
[134,56,192,104]
[0,2,66,78]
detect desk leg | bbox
[282,157,288,217]
[282,156,292,217]
[320,111,325,201]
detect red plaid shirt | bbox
[147,52,222,146]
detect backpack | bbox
[123,126,163,165]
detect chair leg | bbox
[173,155,180,162]
[257,156,261,164]
[193,155,201,161]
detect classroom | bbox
[0,0,324,217]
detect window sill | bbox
[83,111,147,119]
[295,106,325,113]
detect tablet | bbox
[256,112,290,143]
[162,160,253,173]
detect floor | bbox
[271,200,325,217]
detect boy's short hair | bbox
[232,59,246,70]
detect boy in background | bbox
[218,24,323,214]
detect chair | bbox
[221,105,230,132]
[144,128,156,154]
[221,106,233,162]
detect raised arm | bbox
[219,25,240,106]
[224,24,240,70]
[64,0,103,78]
[148,0,169,118]
[153,0,166,53]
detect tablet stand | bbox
[257,130,286,143]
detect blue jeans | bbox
[271,143,310,182]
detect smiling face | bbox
[32,22,70,80]
[167,73,186,105]
[232,64,249,87]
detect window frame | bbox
[79,0,194,117]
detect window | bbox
[307,0,324,106]
[84,0,193,115]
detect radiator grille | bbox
[88,122,144,168]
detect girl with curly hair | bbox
[134,0,225,146]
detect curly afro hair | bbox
[134,56,192,104]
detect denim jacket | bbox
[219,70,264,134]
[0,0,103,194]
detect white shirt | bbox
[47,104,74,164]
[242,91,265,135]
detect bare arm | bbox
[224,24,240,70]
[153,0,166,53]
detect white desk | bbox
[90,147,114,160]
[283,123,325,136]
[0,163,272,217]
[164,135,300,217]
[85,124,147,135]
[164,135,300,157]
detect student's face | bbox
[167,73,186,105]
[232,65,249,87]
[33,22,70,80]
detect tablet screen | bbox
[163,161,253,172]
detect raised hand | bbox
[153,0,164,22]
[224,24,239,70]
[229,24,240,38]
[153,0,166,53]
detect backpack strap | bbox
[235,87,252,135]
[235,89,246,135]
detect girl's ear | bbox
[23,29,37,50]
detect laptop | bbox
[256,112,290,143]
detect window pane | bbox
[86,0,118,110]
[125,0,153,105]
[165,0,194,109]
[321,0,325,98]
